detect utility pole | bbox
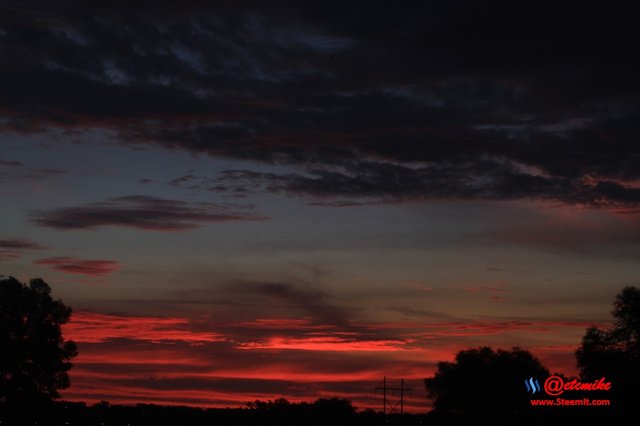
[374,377,412,415]
[383,376,387,414]
[400,378,404,414]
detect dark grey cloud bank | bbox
[31,195,264,231]
[1,1,640,208]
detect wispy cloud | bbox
[35,256,119,276]
[237,335,410,352]
[232,282,351,326]
[31,195,266,231]
[0,237,45,260]
[64,311,224,344]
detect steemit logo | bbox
[524,377,541,394]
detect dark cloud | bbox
[168,174,197,187]
[0,158,24,166]
[208,161,640,210]
[0,237,45,260]
[1,1,639,207]
[30,195,266,231]
[224,281,352,328]
[35,256,120,276]
[0,238,44,250]
[168,281,406,345]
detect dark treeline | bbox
[0,397,620,426]
[0,398,429,426]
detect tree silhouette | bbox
[0,276,77,409]
[424,347,549,417]
[575,286,640,411]
[244,398,357,426]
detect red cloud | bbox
[237,335,410,352]
[59,310,602,412]
[65,340,432,412]
[64,311,224,344]
[35,256,119,276]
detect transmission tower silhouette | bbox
[374,377,412,414]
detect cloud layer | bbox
[55,281,607,410]
[61,304,601,411]
[0,1,638,208]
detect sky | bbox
[1,0,640,413]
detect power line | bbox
[374,377,412,415]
